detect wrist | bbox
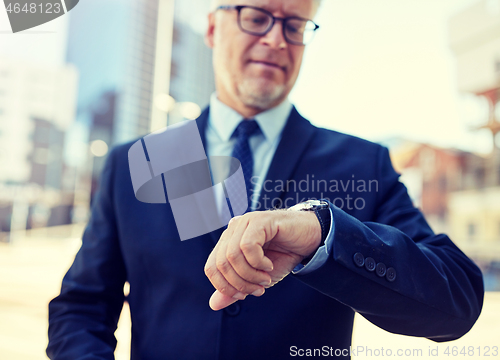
[286,200,331,264]
[299,211,325,265]
[303,211,323,257]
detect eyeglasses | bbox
[216,5,319,46]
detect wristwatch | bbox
[287,200,331,265]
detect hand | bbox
[204,210,322,310]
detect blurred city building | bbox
[167,19,215,125]
[65,0,161,195]
[0,58,78,241]
[66,0,214,197]
[387,0,500,289]
[389,140,480,231]
[449,0,500,138]
[449,0,500,289]
[389,138,500,289]
[1,0,217,239]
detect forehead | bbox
[222,0,315,18]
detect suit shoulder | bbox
[108,120,199,161]
[103,138,142,173]
[313,125,387,152]
[109,139,138,157]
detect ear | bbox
[204,12,215,49]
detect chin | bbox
[237,79,286,110]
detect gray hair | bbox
[209,0,322,14]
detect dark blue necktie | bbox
[231,119,261,213]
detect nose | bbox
[260,20,287,50]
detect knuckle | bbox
[226,250,239,263]
[228,216,241,227]
[240,241,254,253]
[204,265,215,278]
[235,283,247,293]
[219,285,233,296]
[242,212,254,222]
[256,223,267,233]
[216,259,230,273]
[246,257,260,268]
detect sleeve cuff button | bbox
[353,252,365,267]
[386,267,396,282]
[376,262,386,277]
[365,257,376,272]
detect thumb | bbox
[209,290,239,311]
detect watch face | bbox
[288,199,329,211]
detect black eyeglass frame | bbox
[216,5,320,46]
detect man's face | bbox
[206,0,316,114]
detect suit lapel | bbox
[195,107,210,152]
[260,106,316,209]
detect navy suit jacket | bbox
[47,107,484,360]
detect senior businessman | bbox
[47,0,484,359]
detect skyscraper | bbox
[0,58,78,233]
[66,0,160,146]
[66,0,215,178]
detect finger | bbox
[205,256,248,300]
[204,233,222,282]
[225,220,272,286]
[206,229,264,297]
[205,231,242,298]
[205,222,235,273]
[215,240,266,295]
[227,246,272,286]
[239,220,274,272]
[228,215,242,226]
[241,240,274,272]
[209,290,238,311]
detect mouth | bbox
[250,60,285,71]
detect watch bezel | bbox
[288,199,329,212]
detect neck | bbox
[215,89,285,118]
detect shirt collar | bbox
[208,92,292,143]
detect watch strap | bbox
[300,206,331,265]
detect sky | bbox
[1,0,497,154]
[290,0,494,153]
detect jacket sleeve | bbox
[293,146,484,342]
[47,147,127,360]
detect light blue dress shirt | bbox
[206,93,333,275]
[206,93,291,212]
